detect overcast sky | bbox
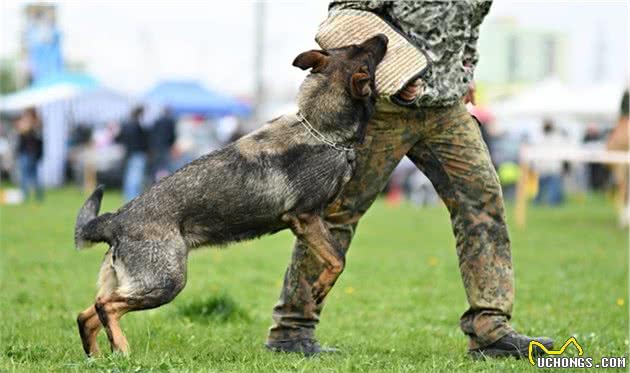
[1,1,628,99]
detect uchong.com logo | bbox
[529,337,627,369]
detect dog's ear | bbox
[350,66,372,98]
[292,50,329,73]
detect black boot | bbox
[265,338,340,357]
[469,331,554,359]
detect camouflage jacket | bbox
[329,0,492,107]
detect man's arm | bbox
[462,1,492,85]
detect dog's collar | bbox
[296,111,353,152]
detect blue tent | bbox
[144,80,251,118]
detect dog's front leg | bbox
[282,213,345,304]
[95,294,131,355]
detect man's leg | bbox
[548,174,565,206]
[31,157,43,202]
[266,222,355,349]
[407,103,552,356]
[535,175,550,205]
[267,100,417,353]
[123,153,146,202]
[17,154,31,201]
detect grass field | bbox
[1,188,628,372]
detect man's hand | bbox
[397,79,422,102]
[463,82,476,105]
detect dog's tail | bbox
[75,185,113,250]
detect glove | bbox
[316,9,430,104]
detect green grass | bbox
[1,188,628,372]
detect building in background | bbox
[21,3,63,85]
[476,18,568,102]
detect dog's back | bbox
[149,114,353,247]
[77,114,352,249]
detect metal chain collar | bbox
[296,111,353,152]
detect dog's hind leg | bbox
[94,294,132,354]
[95,287,187,355]
[282,213,345,304]
[77,305,102,356]
[77,249,118,357]
[95,239,188,355]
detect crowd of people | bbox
[66,105,241,202]
[9,84,628,212]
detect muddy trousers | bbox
[268,100,514,349]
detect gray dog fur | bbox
[74,34,388,356]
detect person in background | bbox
[16,107,44,202]
[582,123,609,191]
[534,119,566,206]
[117,106,148,202]
[607,88,629,227]
[150,107,176,181]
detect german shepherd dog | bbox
[74,34,388,356]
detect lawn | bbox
[1,188,628,372]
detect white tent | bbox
[490,78,623,120]
[1,75,132,186]
[0,84,82,112]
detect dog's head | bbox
[292,34,388,143]
[293,34,388,101]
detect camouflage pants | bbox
[268,99,514,349]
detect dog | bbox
[74,34,388,356]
